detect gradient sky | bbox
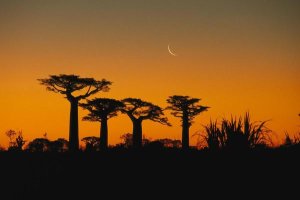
[0,0,299,147]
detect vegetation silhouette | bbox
[49,138,69,152]
[115,133,152,149]
[1,114,299,198]
[80,98,124,149]
[283,133,300,149]
[38,74,111,152]
[81,136,101,152]
[118,133,133,148]
[5,130,26,152]
[121,98,171,149]
[166,95,209,149]
[26,138,50,152]
[202,112,272,151]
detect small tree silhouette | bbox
[118,133,133,148]
[121,98,170,149]
[26,138,50,152]
[5,130,26,151]
[166,95,209,149]
[6,130,17,147]
[81,136,100,152]
[80,98,124,149]
[38,74,111,151]
[49,138,69,152]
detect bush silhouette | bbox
[81,136,101,152]
[203,112,272,150]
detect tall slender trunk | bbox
[69,100,79,152]
[132,120,142,149]
[100,117,108,149]
[182,111,189,150]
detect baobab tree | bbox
[121,98,171,149]
[80,98,124,149]
[38,74,111,151]
[166,95,209,149]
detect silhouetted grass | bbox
[203,112,272,150]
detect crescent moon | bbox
[168,44,177,56]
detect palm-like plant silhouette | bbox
[80,98,124,149]
[38,74,111,151]
[166,95,209,149]
[203,120,224,150]
[204,112,271,150]
[121,98,171,149]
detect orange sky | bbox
[0,0,299,147]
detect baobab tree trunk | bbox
[132,120,142,149]
[182,112,189,150]
[69,100,79,152]
[100,118,108,149]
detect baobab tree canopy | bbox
[121,98,171,148]
[121,98,170,125]
[80,98,124,122]
[166,95,209,149]
[166,95,209,125]
[38,74,112,151]
[38,74,111,101]
[80,98,124,149]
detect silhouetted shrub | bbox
[147,138,182,149]
[49,138,69,152]
[202,112,272,150]
[26,138,50,152]
[81,136,100,152]
[5,130,26,151]
[282,132,300,147]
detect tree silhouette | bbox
[81,136,100,152]
[38,74,111,151]
[121,98,170,149]
[117,133,133,148]
[166,95,209,149]
[49,138,69,152]
[80,98,124,149]
[5,130,26,151]
[26,138,50,152]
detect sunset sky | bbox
[0,0,299,147]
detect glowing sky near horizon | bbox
[0,0,299,147]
